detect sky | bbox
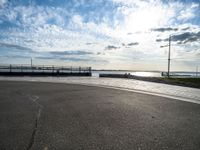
[0,0,200,71]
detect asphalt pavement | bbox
[0,81,200,150]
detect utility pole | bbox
[168,35,171,78]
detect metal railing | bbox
[0,64,92,76]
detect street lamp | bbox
[160,35,171,78]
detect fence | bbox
[0,64,92,76]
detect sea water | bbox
[92,71,200,78]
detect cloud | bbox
[59,57,88,62]
[35,56,108,63]
[33,50,95,62]
[156,31,200,44]
[181,27,190,31]
[35,56,89,62]
[85,42,93,45]
[121,42,139,47]
[177,3,199,21]
[0,0,7,7]
[96,52,102,55]
[105,45,120,50]
[0,42,32,51]
[112,0,196,33]
[151,27,178,32]
[35,56,54,60]
[127,42,139,46]
[0,5,67,30]
[156,39,163,42]
[50,50,93,55]
[24,40,35,43]
[1,55,31,59]
[178,11,194,21]
[172,32,200,44]
[0,0,200,70]
[127,32,133,35]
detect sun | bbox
[124,4,169,32]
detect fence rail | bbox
[0,64,92,76]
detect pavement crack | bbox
[22,94,43,150]
[26,108,41,150]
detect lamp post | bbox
[160,35,171,78]
[168,35,171,78]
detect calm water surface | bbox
[92,71,162,77]
[92,71,200,78]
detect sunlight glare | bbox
[124,5,167,32]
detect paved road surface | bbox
[0,76,200,104]
[0,81,200,150]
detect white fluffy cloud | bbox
[177,3,199,21]
[0,0,200,70]
[0,0,7,7]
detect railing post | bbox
[10,64,12,73]
[79,66,81,74]
[89,67,91,73]
[89,67,92,76]
[71,66,72,74]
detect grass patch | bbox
[158,77,200,88]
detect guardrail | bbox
[0,64,92,76]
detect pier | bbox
[0,64,92,76]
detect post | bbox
[168,35,171,78]
[196,66,198,77]
[10,64,12,73]
[30,58,33,73]
[89,67,91,73]
[79,67,81,74]
[89,67,92,76]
